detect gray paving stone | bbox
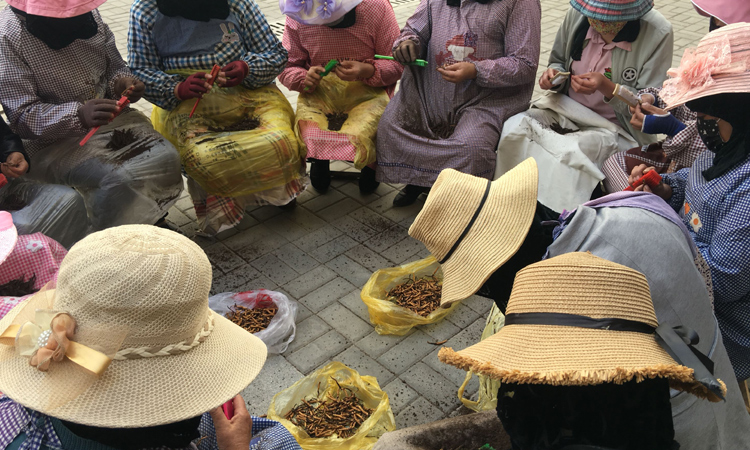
[377,330,440,374]
[325,254,373,287]
[165,208,192,227]
[345,244,395,272]
[202,242,245,274]
[445,302,483,329]
[282,265,338,298]
[285,315,331,354]
[242,355,304,414]
[272,242,320,274]
[278,204,328,232]
[250,253,299,285]
[364,225,410,253]
[302,189,346,212]
[331,215,379,243]
[335,182,382,205]
[443,317,486,352]
[286,330,350,373]
[309,234,359,263]
[419,318,462,342]
[174,196,194,213]
[249,205,284,222]
[222,224,284,253]
[338,290,372,323]
[400,362,461,413]
[379,236,426,264]
[462,294,494,315]
[348,207,397,233]
[298,277,357,313]
[209,265,262,295]
[383,378,420,415]
[318,197,363,222]
[293,225,343,253]
[395,396,446,430]
[331,346,395,386]
[356,330,411,359]
[421,347,475,390]
[318,301,374,342]
[264,215,311,242]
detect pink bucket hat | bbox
[692,0,750,26]
[5,0,106,18]
[661,22,750,110]
[0,211,18,266]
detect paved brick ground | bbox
[0,0,707,430]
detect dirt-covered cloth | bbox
[375,0,541,187]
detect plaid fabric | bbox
[0,233,67,319]
[128,0,287,111]
[298,121,357,161]
[570,0,653,22]
[0,396,301,450]
[663,152,750,379]
[278,0,402,96]
[0,8,132,157]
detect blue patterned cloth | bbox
[0,396,301,450]
[127,0,287,110]
[663,150,750,380]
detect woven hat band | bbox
[112,312,215,361]
[504,312,656,334]
[438,180,491,264]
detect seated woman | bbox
[278,0,403,194]
[630,23,750,384]
[1,119,87,248]
[0,225,301,450]
[0,0,184,233]
[601,0,750,192]
[374,0,541,207]
[130,0,306,235]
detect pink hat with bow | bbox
[661,22,750,110]
[5,0,106,18]
[692,0,750,27]
[0,211,18,267]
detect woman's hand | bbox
[210,395,253,450]
[629,164,672,200]
[1,152,29,179]
[304,66,325,92]
[334,61,375,81]
[393,40,418,64]
[437,62,477,83]
[539,68,559,90]
[571,72,615,98]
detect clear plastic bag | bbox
[208,289,297,354]
[267,361,396,450]
[458,302,504,412]
[295,75,389,169]
[360,256,456,336]
[152,80,304,198]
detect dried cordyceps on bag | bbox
[386,272,442,317]
[285,378,375,439]
[225,303,277,333]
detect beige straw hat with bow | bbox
[409,158,538,307]
[0,225,267,427]
[439,252,726,401]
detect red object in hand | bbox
[0,173,7,188]
[79,94,131,146]
[221,60,249,88]
[624,169,662,191]
[189,65,222,118]
[222,400,235,419]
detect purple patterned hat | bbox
[280,0,362,25]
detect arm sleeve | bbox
[392,0,432,57]
[127,2,183,110]
[278,18,309,92]
[696,187,750,303]
[97,12,132,99]
[661,167,689,211]
[0,35,87,139]
[236,0,288,89]
[361,1,403,88]
[547,8,575,73]
[0,118,27,163]
[473,0,541,88]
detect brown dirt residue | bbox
[106,129,139,151]
[209,116,261,133]
[549,123,577,135]
[326,112,348,131]
[0,194,27,211]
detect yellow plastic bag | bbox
[360,256,456,335]
[458,302,505,411]
[295,74,388,169]
[152,76,303,198]
[267,361,396,450]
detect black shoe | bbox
[310,159,331,193]
[359,166,380,194]
[393,184,425,207]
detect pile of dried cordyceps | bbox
[386,272,442,317]
[285,378,374,438]
[225,304,277,333]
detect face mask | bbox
[697,118,726,153]
[588,18,627,36]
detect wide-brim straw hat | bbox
[5,0,106,18]
[0,211,18,266]
[692,0,750,27]
[409,158,538,307]
[570,0,653,22]
[662,22,750,110]
[439,252,726,401]
[0,225,267,428]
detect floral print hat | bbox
[280,0,363,25]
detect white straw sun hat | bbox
[0,225,267,428]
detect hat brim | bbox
[437,159,538,306]
[6,0,106,18]
[665,73,750,110]
[0,296,267,427]
[439,323,726,402]
[570,0,653,22]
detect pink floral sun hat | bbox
[280,0,362,25]
[0,212,18,267]
[5,0,106,18]
[692,0,750,27]
[661,22,750,110]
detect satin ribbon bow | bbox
[0,309,112,376]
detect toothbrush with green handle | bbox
[304,59,339,92]
[374,54,428,67]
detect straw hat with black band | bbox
[439,252,726,402]
[409,158,538,307]
[0,225,267,428]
